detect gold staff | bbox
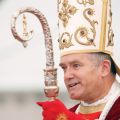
[11,7,59,99]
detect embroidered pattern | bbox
[74,8,98,46]
[56,113,68,120]
[59,32,73,49]
[59,0,77,27]
[77,0,94,6]
[74,27,92,45]
[107,0,114,46]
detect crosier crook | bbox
[11,7,59,99]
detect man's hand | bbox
[37,99,84,120]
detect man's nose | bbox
[64,68,74,80]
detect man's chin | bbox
[69,92,81,100]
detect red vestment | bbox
[69,97,120,120]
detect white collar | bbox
[75,80,120,120]
[99,80,120,120]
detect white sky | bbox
[0,0,120,92]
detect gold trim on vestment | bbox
[79,103,106,114]
[60,49,112,57]
[99,0,108,51]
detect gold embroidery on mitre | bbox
[99,0,108,51]
[74,27,93,45]
[107,0,114,46]
[56,113,68,120]
[59,0,77,27]
[59,32,73,49]
[77,0,94,6]
[74,8,98,46]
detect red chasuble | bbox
[69,97,120,120]
[78,112,101,120]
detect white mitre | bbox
[58,0,120,76]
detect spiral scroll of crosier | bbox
[11,7,59,99]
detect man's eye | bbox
[73,64,80,69]
[61,66,66,71]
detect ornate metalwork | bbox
[58,0,77,27]
[77,0,94,6]
[59,32,73,49]
[11,7,59,99]
[22,14,34,45]
[58,0,61,4]
[107,0,114,46]
[75,8,98,46]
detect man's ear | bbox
[100,60,111,77]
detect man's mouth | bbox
[68,82,79,88]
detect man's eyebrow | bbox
[59,60,80,67]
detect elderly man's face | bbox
[60,53,104,102]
